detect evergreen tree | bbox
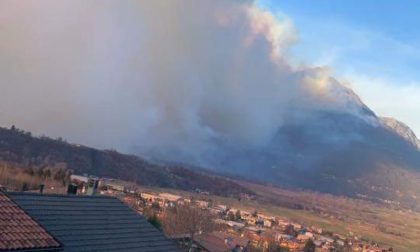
[235,210,241,220]
[303,239,316,252]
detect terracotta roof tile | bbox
[0,191,62,251]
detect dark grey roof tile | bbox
[8,192,180,252]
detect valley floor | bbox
[133,180,420,252]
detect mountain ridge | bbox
[0,126,253,198]
[1,116,420,210]
[2,80,420,210]
[380,117,420,150]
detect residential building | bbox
[70,174,89,183]
[195,200,209,208]
[194,231,250,252]
[159,193,182,202]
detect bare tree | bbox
[162,204,216,252]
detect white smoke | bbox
[0,0,373,166]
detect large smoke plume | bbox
[0,0,375,167]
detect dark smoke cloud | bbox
[0,0,376,166]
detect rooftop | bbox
[0,191,62,252]
[195,231,249,252]
[7,192,179,252]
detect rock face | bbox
[200,87,420,209]
[380,117,420,150]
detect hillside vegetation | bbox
[0,161,70,191]
[0,126,252,197]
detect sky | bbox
[259,0,420,135]
[0,0,419,164]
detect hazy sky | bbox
[0,0,418,164]
[260,0,420,135]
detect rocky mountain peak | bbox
[380,117,420,150]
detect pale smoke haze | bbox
[0,0,374,166]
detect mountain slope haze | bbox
[0,0,419,208]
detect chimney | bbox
[39,184,44,194]
[86,177,99,196]
[67,184,78,195]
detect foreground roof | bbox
[8,192,179,252]
[0,191,62,251]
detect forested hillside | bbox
[0,126,252,197]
